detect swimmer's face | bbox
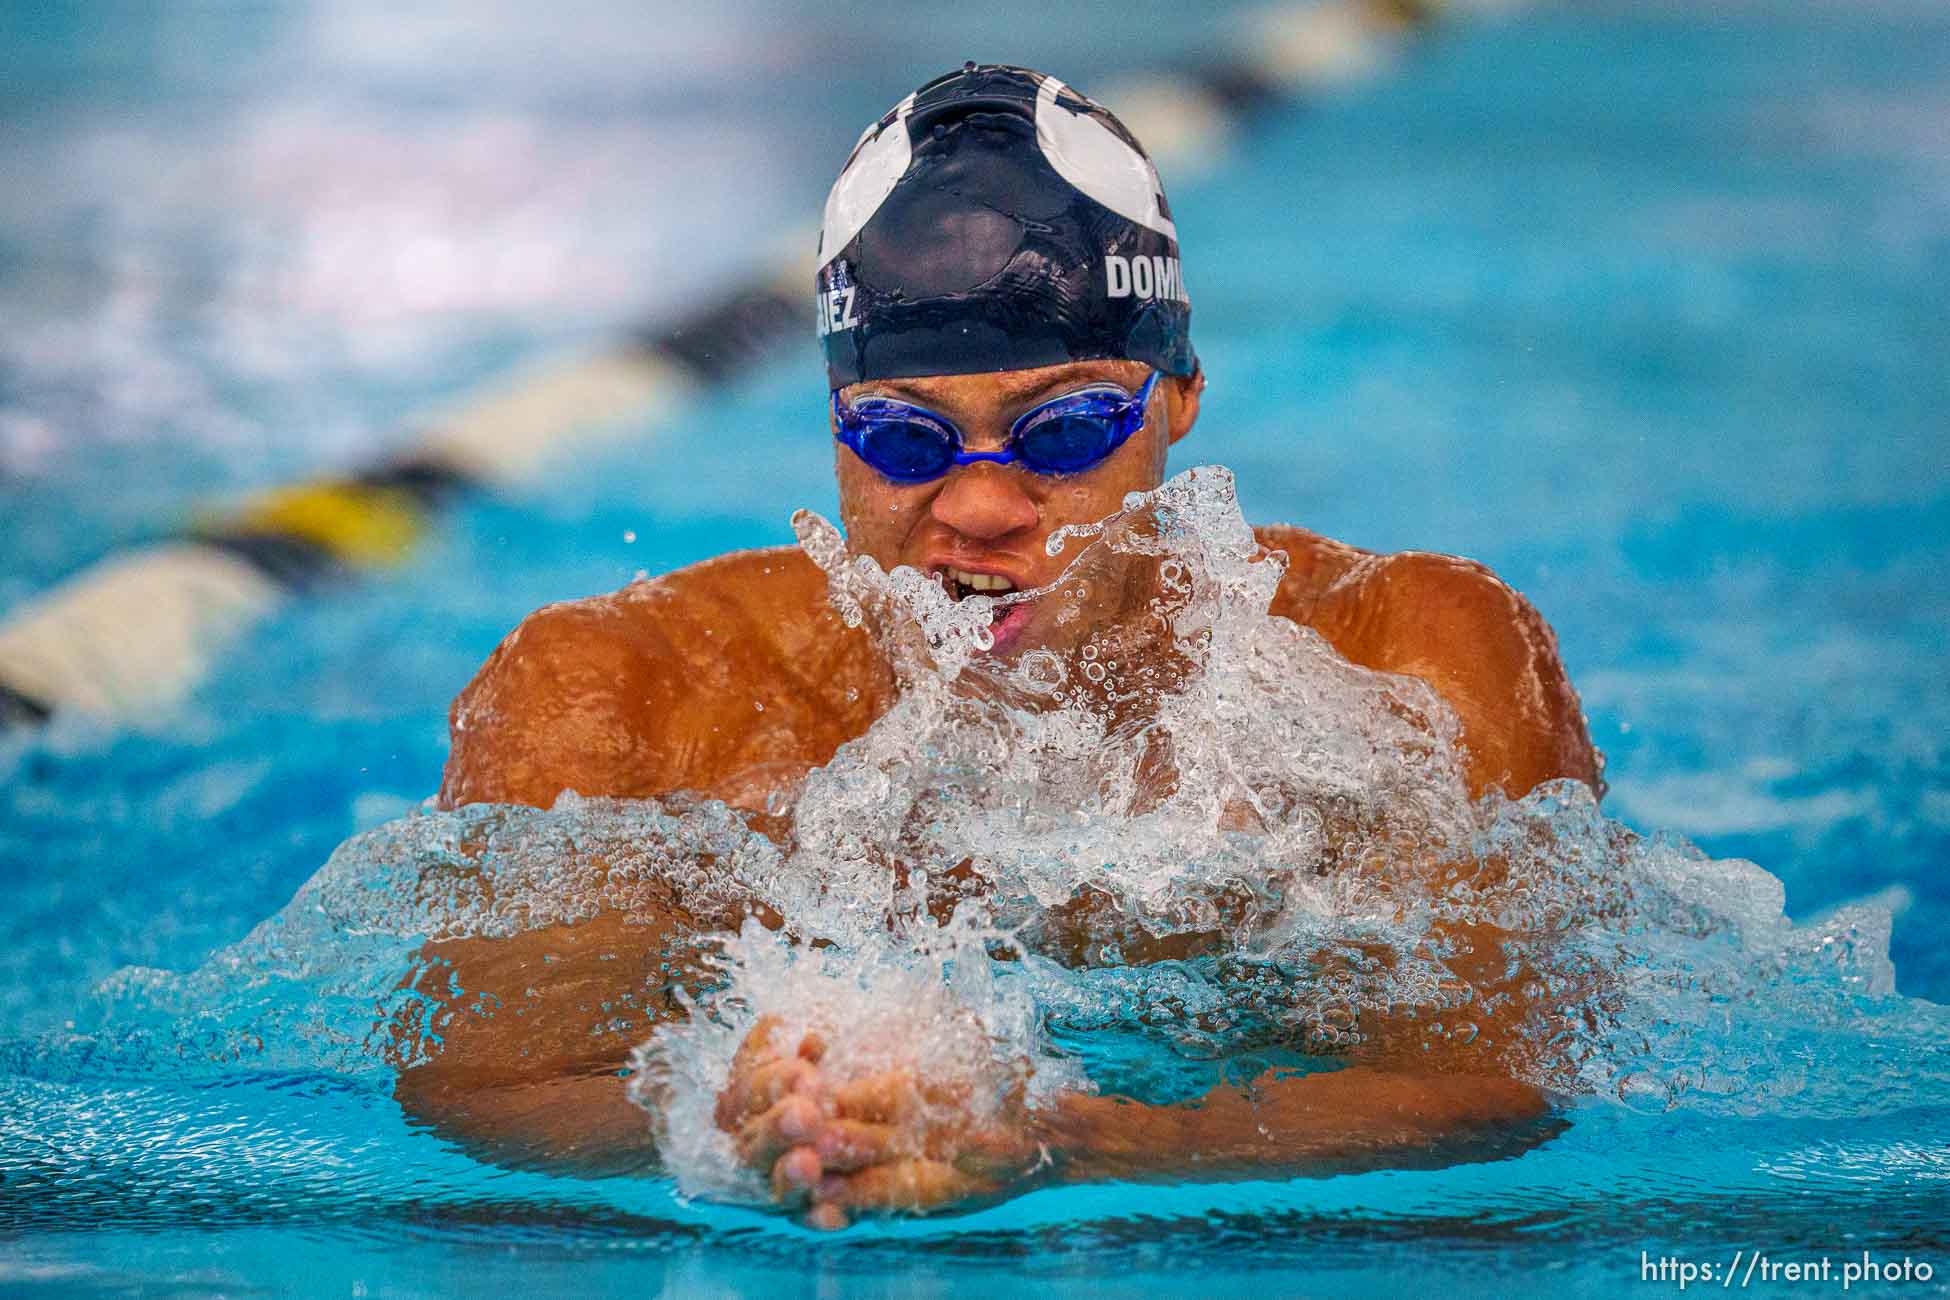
[835,359,1202,650]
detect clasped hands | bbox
[712,1014,1052,1230]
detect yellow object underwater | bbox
[219,481,428,569]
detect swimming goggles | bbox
[832,370,1161,483]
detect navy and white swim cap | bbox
[816,64,1195,388]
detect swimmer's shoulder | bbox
[1253,525,1600,800]
[608,545,887,695]
[1252,524,1374,624]
[439,547,888,810]
[438,578,687,808]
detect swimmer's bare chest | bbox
[436,526,1598,813]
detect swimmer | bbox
[395,65,1602,1221]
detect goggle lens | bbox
[856,415,957,481]
[1020,414,1119,472]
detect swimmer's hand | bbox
[714,1015,1045,1230]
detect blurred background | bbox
[1,0,1946,1028]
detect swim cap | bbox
[816,64,1195,388]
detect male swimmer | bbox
[396,65,1601,1225]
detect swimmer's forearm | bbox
[394,1068,660,1177]
[1034,1067,1554,1184]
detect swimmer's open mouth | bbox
[934,565,1039,651]
[941,566,1015,601]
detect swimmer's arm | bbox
[389,911,705,1176]
[1311,550,1601,801]
[1034,1066,1555,1186]
[1282,553,1612,1082]
[392,1060,658,1176]
[1037,920,1576,1187]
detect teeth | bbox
[948,567,1014,593]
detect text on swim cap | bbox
[1104,255,1189,304]
[816,284,860,338]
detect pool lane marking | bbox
[419,348,701,488]
[0,0,1490,731]
[0,543,286,721]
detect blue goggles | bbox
[833,370,1161,484]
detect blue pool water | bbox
[3,0,1948,1294]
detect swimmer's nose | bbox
[929,463,1039,542]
